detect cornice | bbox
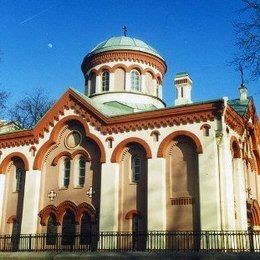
[0,89,224,149]
[225,105,246,136]
[81,50,167,76]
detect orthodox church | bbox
[0,35,259,249]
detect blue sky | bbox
[0,0,259,114]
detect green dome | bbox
[88,36,164,60]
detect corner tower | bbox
[81,36,167,111]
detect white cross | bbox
[48,190,57,201]
[87,186,95,198]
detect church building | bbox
[0,35,259,250]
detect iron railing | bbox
[0,231,259,252]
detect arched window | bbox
[131,70,141,91]
[102,70,110,91]
[16,168,24,192]
[80,212,92,245]
[89,72,96,95]
[46,214,57,245]
[131,156,141,182]
[63,158,71,188]
[78,156,86,187]
[62,210,75,245]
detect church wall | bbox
[0,104,255,234]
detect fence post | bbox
[249,228,254,252]
[29,234,32,251]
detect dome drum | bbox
[81,36,166,110]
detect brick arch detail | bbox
[76,202,96,223]
[7,215,18,224]
[52,151,72,166]
[33,115,106,170]
[157,130,203,158]
[200,123,211,130]
[39,201,96,226]
[249,200,260,227]
[111,137,152,163]
[56,200,78,223]
[125,209,142,219]
[38,205,58,226]
[72,150,91,161]
[111,64,128,73]
[127,65,144,74]
[143,68,156,79]
[97,65,113,75]
[230,136,241,159]
[0,152,30,173]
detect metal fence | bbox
[0,231,259,252]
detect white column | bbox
[125,72,131,91]
[99,163,119,231]
[0,174,6,231]
[141,74,145,93]
[110,73,115,91]
[147,158,166,230]
[20,170,41,234]
[220,135,236,230]
[234,158,248,230]
[198,137,221,230]
[96,75,101,93]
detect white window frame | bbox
[130,70,141,92]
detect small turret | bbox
[174,72,192,106]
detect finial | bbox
[123,26,127,37]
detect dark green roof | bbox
[88,36,164,60]
[228,97,252,117]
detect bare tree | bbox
[0,90,8,116]
[233,0,260,81]
[9,89,54,129]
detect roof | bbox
[72,88,158,117]
[88,36,164,61]
[228,97,252,117]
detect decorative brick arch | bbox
[111,63,128,73]
[230,136,241,159]
[52,151,72,166]
[143,68,156,79]
[125,210,141,219]
[248,199,260,227]
[57,200,77,224]
[7,215,18,224]
[111,137,152,163]
[76,202,96,223]
[155,73,162,84]
[157,130,203,158]
[39,201,96,225]
[33,115,106,170]
[38,205,58,226]
[0,152,29,173]
[87,68,98,77]
[127,65,144,74]
[97,65,113,75]
[200,123,211,130]
[71,150,91,161]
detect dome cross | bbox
[123,26,127,37]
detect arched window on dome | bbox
[78,156,86,187]
[131,70,141,92]
[102,70,110,91]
